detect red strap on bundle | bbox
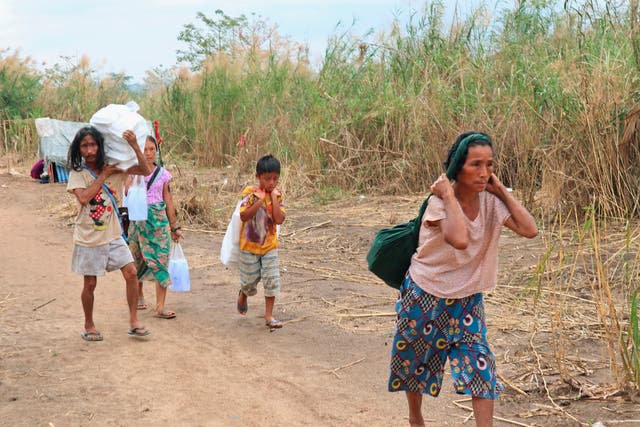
[153,120,163,145]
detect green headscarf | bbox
[445,133,491,180]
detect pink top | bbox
[408,192,511,299]
[145,167,172,204]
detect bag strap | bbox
[82,166,127,242]
[413,194,432,233]
[146,166,162,190]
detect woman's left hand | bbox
[171,229,184,242]
[485,173,505,196]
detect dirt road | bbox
[0,168,635,426]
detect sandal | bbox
[236,290,248,315]
[81,331,103,341]
[127,326,151,337]
[154,309,176,319]
[265,319,283,329]
[137,298,147,310]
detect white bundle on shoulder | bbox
[89,101,149,169]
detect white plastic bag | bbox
[89,101,149,169]
[220,201,242,267]
[169,242,190,292]
[124,175,148,221]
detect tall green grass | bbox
[4,2,640,215]
[132,1,639,218]
[0,49,41,121]
[37,55,131,121]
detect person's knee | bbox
[83,276,97,291]
[240,277,260,296]
[121,263,138,282]
[242,286,258,296]
[263,278,280,297]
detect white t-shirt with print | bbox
[67,169,126,247]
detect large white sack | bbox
[89,101,150,169]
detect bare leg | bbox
[406,391,425,427]
[155,281,175,316]
[81,275,98,332]
[137,281,146,309]
[264,295,276,323]
[471,397,494,427]
[121,263,144,330]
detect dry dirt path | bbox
[0,172,456,427]
[1,169,636,427]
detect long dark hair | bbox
[443,131,493,180]
[67,126,106,172]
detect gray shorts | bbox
[71,237,134,276]
[239,249,281,297]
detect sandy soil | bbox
[1,161,638,427]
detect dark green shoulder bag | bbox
[366,195,431,289]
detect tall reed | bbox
[531,207,640,389]
[37,55,131,121]
[129,1,639,218]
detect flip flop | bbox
[236,290,248,315]
[154,309,176,319]
[265,319,283,329]
[127,326,151,337]
[137,298,147,310]
[81,331,103,341]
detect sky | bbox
[0,0,487,84]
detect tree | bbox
[176,9,249,70]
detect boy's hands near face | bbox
[254,188,267,201]
[271,188,281,198]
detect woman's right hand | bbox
[430,173,454,199]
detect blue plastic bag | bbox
[169,242,190,292]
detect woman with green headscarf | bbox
[388,131,538,427]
